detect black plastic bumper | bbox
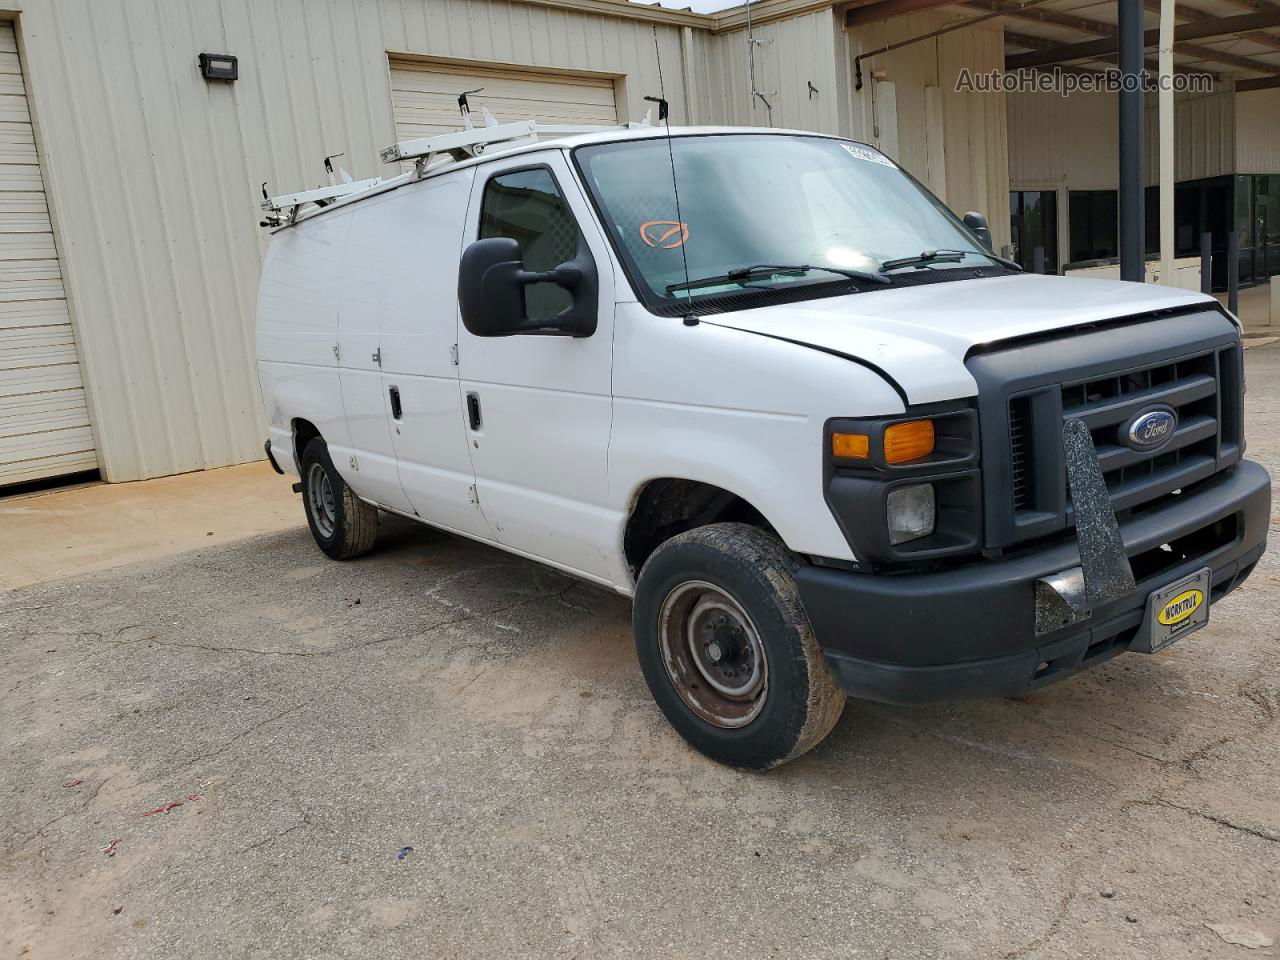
[264,439,285,475]
[797,459,1270,705]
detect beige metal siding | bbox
[0,21,97,487]
[702,10,844,134]
[1009,90,1236,189]
[1236,88,1280,175]
[1151,92,1235,184]
[389,58,617,143]
[11,0,692,482]
[848,13,1011,250]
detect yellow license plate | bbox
[1141,567,1211,652]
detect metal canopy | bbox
[845,0,1280,81]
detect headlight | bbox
[825,406,980,563]
[886,483,936,545]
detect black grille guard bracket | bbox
[1034,418,1138,636]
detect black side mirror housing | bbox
[458,236,597,338]
[963,211,993,252]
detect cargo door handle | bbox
[388,385,402,420]
[466,392,482,431]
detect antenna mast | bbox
[744,0,774,125]
[648,26,691,302]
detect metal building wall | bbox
[13,0,695,481]
[701,10,844,134]
[1235,88,1280,175]
[1009,90,1237,189]
[848,13,1011,251]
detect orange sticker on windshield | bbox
[640,220,689,249]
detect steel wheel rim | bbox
[307,462,337,538]
[658,580,768,729]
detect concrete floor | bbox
[3,352,1279,960]
[1216,280,1273,333]
[0,463,298,591]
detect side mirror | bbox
[963,211,993,252]
[458,237,597,338]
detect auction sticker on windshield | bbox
[840,143,896,168]
[1138,567,1211,653]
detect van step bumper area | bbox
[796,459,1270,705]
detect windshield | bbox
[573,134,995,310]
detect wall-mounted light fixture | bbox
[198,53,238,82]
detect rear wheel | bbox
[299,437,379,560]
[633,522,846,769]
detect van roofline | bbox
[268,126,862,232]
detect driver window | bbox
[479,168,578,322]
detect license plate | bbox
[1138,567,1211,653]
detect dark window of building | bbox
[1068,190,1118,263]
[1009,190,1059,273]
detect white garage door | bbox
[388,58,618,144]
[0,22,96,487]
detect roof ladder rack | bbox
[261,177,384,226]
[379,118,650,175]
[260,111,652,229]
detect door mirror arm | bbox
[459,237,598,338]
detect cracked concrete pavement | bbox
[3,351,1280,960]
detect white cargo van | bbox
[257,124,1269,768]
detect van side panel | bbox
[355,169,492,539]
[256,213,354,474]
[333,199,417,514]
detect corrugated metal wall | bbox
[1236,88,1280,175]
[701,10,844,134]
[847,13,1011,250]
[1008,91,1117,190]
[1009,90,1238,189]
[13,0,691,481]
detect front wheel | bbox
[633,523,846,769]
[299,437,379,560]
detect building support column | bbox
[1158,0,1175,286]
[1119,0,1146,282]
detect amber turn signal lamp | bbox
[883,420,935,464]
[831,432,870,459]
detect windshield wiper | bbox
[879,248,1023,273]
[666,263,890,295]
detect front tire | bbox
[633,522,846,769]
[299,438,379,560]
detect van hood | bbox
[701,274,1223,406]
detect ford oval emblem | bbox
[1125,407,1177,451]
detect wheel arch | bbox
[292,418,322,470]
[622,477,774,578]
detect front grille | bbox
[1009,396,1033,512]
[1008,344,1243,534]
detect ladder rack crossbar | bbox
[262,177,384,213]
[261,113,652,229]
[379,120,537,164]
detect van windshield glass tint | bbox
[574,135,990,308]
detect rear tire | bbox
[299,437,379,560]
[633,522,846,769]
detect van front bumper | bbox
[795,459,1270,705]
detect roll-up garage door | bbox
[0,21,97,488]
[388,57,618,144]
